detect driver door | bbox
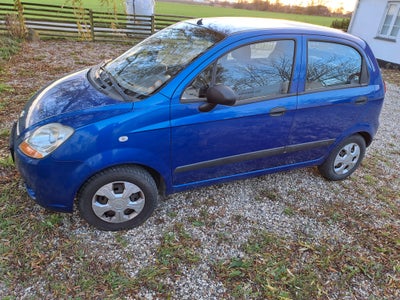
[170,39,299,187]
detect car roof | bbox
[186,17,362,44]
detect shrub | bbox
[5,14,26,39]
[331,18,350,31]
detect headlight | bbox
[19,123,74,159]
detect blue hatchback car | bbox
[10,17,385,230]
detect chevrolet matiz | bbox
[9,17,385,230]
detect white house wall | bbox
[349,0,400,64]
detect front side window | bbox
[103,22,225,99]
[379,2,400,39]
[306,41,363,91]
[182,40,295,102]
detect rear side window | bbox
[306,41,363,91]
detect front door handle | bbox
[270,106,286,117]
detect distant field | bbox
[156,2,337,26]
[4,0,337,26]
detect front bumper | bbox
[9,123,81,213]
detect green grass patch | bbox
[215,231,322,299]
[0,82,14,93]
[215,230,399,299]
[0,127,10,138]
[0,35,21,61]
[132,222,201,296]
[157,223,201,267]
[0,155,14,168]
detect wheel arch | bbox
[334,126,374,150]
[137,164,167,197]
[358,131,372,147]
[71,145,172,202]
[75,163,167,200]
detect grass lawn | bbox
[3,0,338,26]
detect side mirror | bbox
[199,85,237,112]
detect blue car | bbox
[10,17,385,230]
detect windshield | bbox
[103,21,225,99]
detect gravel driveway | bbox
[0,41,399,299]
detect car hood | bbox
[19,68,129,132]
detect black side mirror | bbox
[199,85,237,112]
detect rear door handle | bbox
[269,106,286,117]
[355,97,368,105]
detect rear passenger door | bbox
[287,37,377,163]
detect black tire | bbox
[318,134,366,181]
[78,166,158,231]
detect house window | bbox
[379,2,400,39]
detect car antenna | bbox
[197,18,203,25]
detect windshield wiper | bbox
[100,63,131,102]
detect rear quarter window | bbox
[306,41,364,91]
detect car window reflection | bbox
[104,22,225,99]
[306,41,362,90]
[182,40,295,102]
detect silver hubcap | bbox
[333,143,361,175]
[92,181,145,223]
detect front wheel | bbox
[318,135,366,181]
[78,166,158,231]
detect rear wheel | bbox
[318,134,366,181]
[78,166,158,231]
